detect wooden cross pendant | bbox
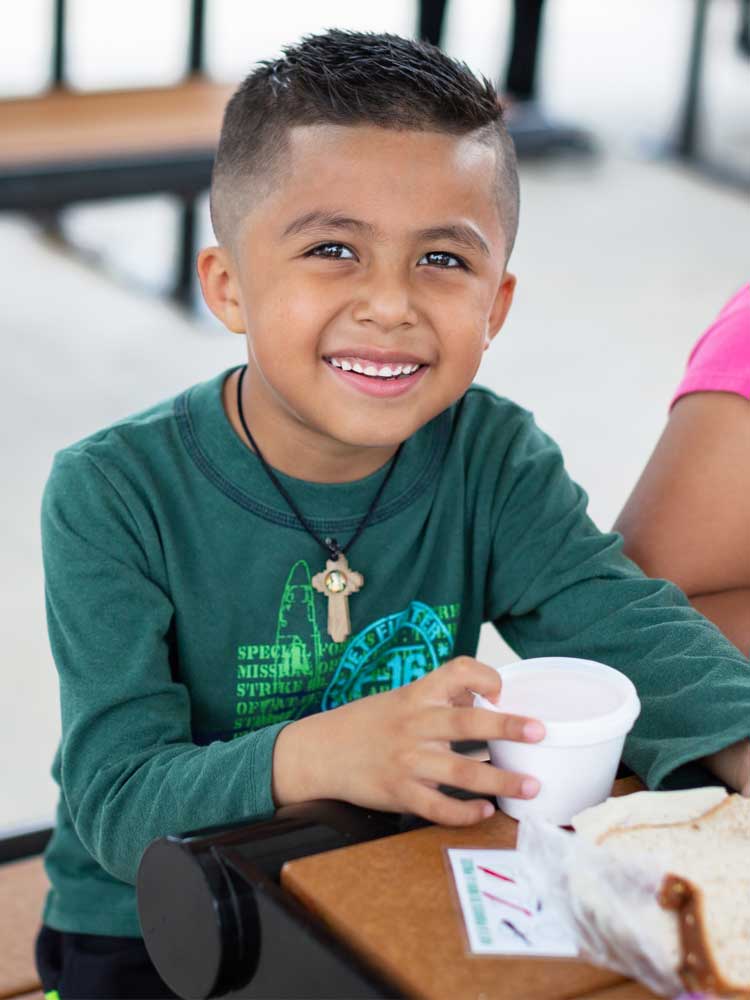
[312,553,364,643]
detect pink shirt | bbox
[671,284,750,408]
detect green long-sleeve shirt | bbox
[41,369,750,936]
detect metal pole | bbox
[675,0,709,160]
[177,0,207,308]
[174,196,197,308]
[188,0,206,74]
[40,0,68,240]
[52,0,66,85]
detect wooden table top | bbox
[282,778,660,1000]
[0,856,49,999]
[0,77,235,167]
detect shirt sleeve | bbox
[42,449,289,886]
[486,416,750,791]
[671,284,750,407]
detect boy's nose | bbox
[351,270,419,332]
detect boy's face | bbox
[200,125,515,475]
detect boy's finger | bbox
[416,750,540,802]
[425,705,545,744]
[451,688,477,709]
[408,782,496,828]
[430,657,502,703]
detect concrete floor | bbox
[2,0,749,833]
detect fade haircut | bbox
[210,29,519,260]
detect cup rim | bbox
[473,657,641,747]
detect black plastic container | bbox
[137,799,412,999]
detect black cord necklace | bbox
[235,365,403,642]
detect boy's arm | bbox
[44,449,547,865]
[486,414,750,794]
[43,452,289,886]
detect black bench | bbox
[0,0,231,306]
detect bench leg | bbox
[659,0,750,194]
[174,196,197,309]
[675,0,708,160]
[29,209,66,245]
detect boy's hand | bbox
[272,656,545,826]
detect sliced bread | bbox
[572,786,727,843]
[598,795,750,996]
[660,874,750,997]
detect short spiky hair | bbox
[210,29,519,259]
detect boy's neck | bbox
[222,367,400,484]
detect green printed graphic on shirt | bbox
[233,559,460,733]
[322,598,456,709]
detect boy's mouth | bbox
[323,354,429,398]
[323,356,426,381]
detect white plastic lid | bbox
[474,657,641,747]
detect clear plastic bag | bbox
[516,816,684,997]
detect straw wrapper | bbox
[516,815,683,997]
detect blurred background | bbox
[1,0,748,840]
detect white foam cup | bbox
[473,658,641,825]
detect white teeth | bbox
[327,357,423,378]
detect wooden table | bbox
[0,77,235,303]
[282,778,660,1000]
[0,78,234,169]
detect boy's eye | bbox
[419,251,466,269]
[307,243,356,260]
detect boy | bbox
[37,30,750,999]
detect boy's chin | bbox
[331,430,408,452]
[342,398,453,445]
[326,414,425,452]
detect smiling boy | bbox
[205,121,516,479]
[37,30,750,999]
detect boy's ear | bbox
[484,271,516,349]
[197,246,245,334]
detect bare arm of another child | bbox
[271,657,545,825]
[615,391,750,794]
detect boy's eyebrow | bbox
[281,211,490,257]
[417,224,490,257]
[282,211,377,240]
